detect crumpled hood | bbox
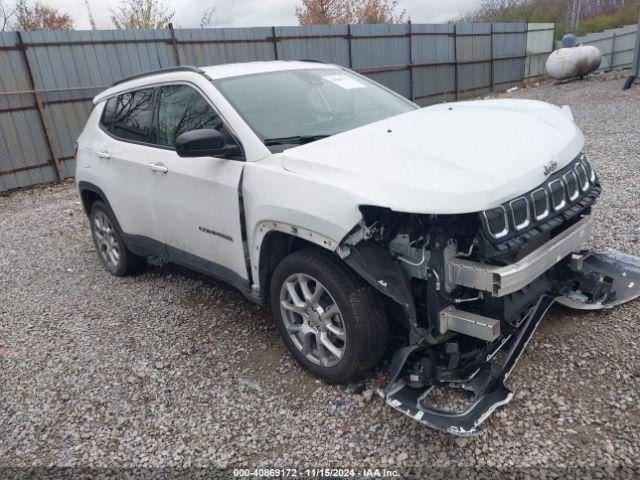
[280,99,584,214]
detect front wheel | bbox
[270,249,388,384]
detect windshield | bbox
[212,68,417,148]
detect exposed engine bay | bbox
[337,153,640,435]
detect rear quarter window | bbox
[100,97,117,131]
[106,88,156,143]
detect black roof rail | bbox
[294,59,328,64]
[110,66,205,87]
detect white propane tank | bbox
[545,45,602,80]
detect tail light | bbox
[72,141,79,160]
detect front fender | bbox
[250,219,341,287]
[242,159,365,288]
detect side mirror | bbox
[175,129,241,158]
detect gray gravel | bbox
[1,72,639,477]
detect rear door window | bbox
[156,85,223,148]
[111,88,156,143]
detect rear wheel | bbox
[89,201,145,276]
[270,248,388,384]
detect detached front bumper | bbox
[384,295,555,436]
[381,215,640,436]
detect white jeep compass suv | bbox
[76,61,639,435]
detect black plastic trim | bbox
[122,233,167,259]
[122,233,251,294]
[78,181,109,216]
[342,241,420,340]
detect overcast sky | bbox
[51,0,483,30]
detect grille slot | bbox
[563,171,579,201]
[531,188,549,220]
[509,197,530,230]
[549,179,566,211]
[484,206,509,238]
[583,157,596,182]
[575,163,589,191]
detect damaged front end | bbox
[337,154,640,436]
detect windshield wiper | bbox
[263,134,331,146]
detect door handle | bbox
[96,151,110,159]
[148,162,169,174]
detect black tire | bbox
[89,200,146,276]
[270,248,388,384]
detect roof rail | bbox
[294,59,328,64]
[110,66,205,87]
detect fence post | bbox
[523,24,529,83]
[453,24,459,101]
[408,21,414,101]
[16,31,62,181]
[490,23,494,91]
[622,15,639,89]
[635,16,640,78]
[347,24,353,68]
[168,23,181,65]
[272,26,278,60]
[610,32,617,70]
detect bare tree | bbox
[13,0,74,30]
[582,0,631,16]
[0,0,17,30]
[461,0,638,36]
[200,6,215,28]
[295,0,356,24]
[84,0,97,29]
[461,0,524,22]
[110,0,175,29]
[353,0,407,23]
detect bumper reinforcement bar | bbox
[445,215,594,297]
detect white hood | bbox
[280,99,584,214]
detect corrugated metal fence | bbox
[564,23,638,71]
[633,16,640,82]
[0,23,555,192]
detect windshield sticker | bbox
[323,74,367,90]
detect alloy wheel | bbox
[279,273,346,367]
[92,210,120,269]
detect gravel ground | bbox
[1,72,639,478]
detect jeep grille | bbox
[480,154,599,244]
